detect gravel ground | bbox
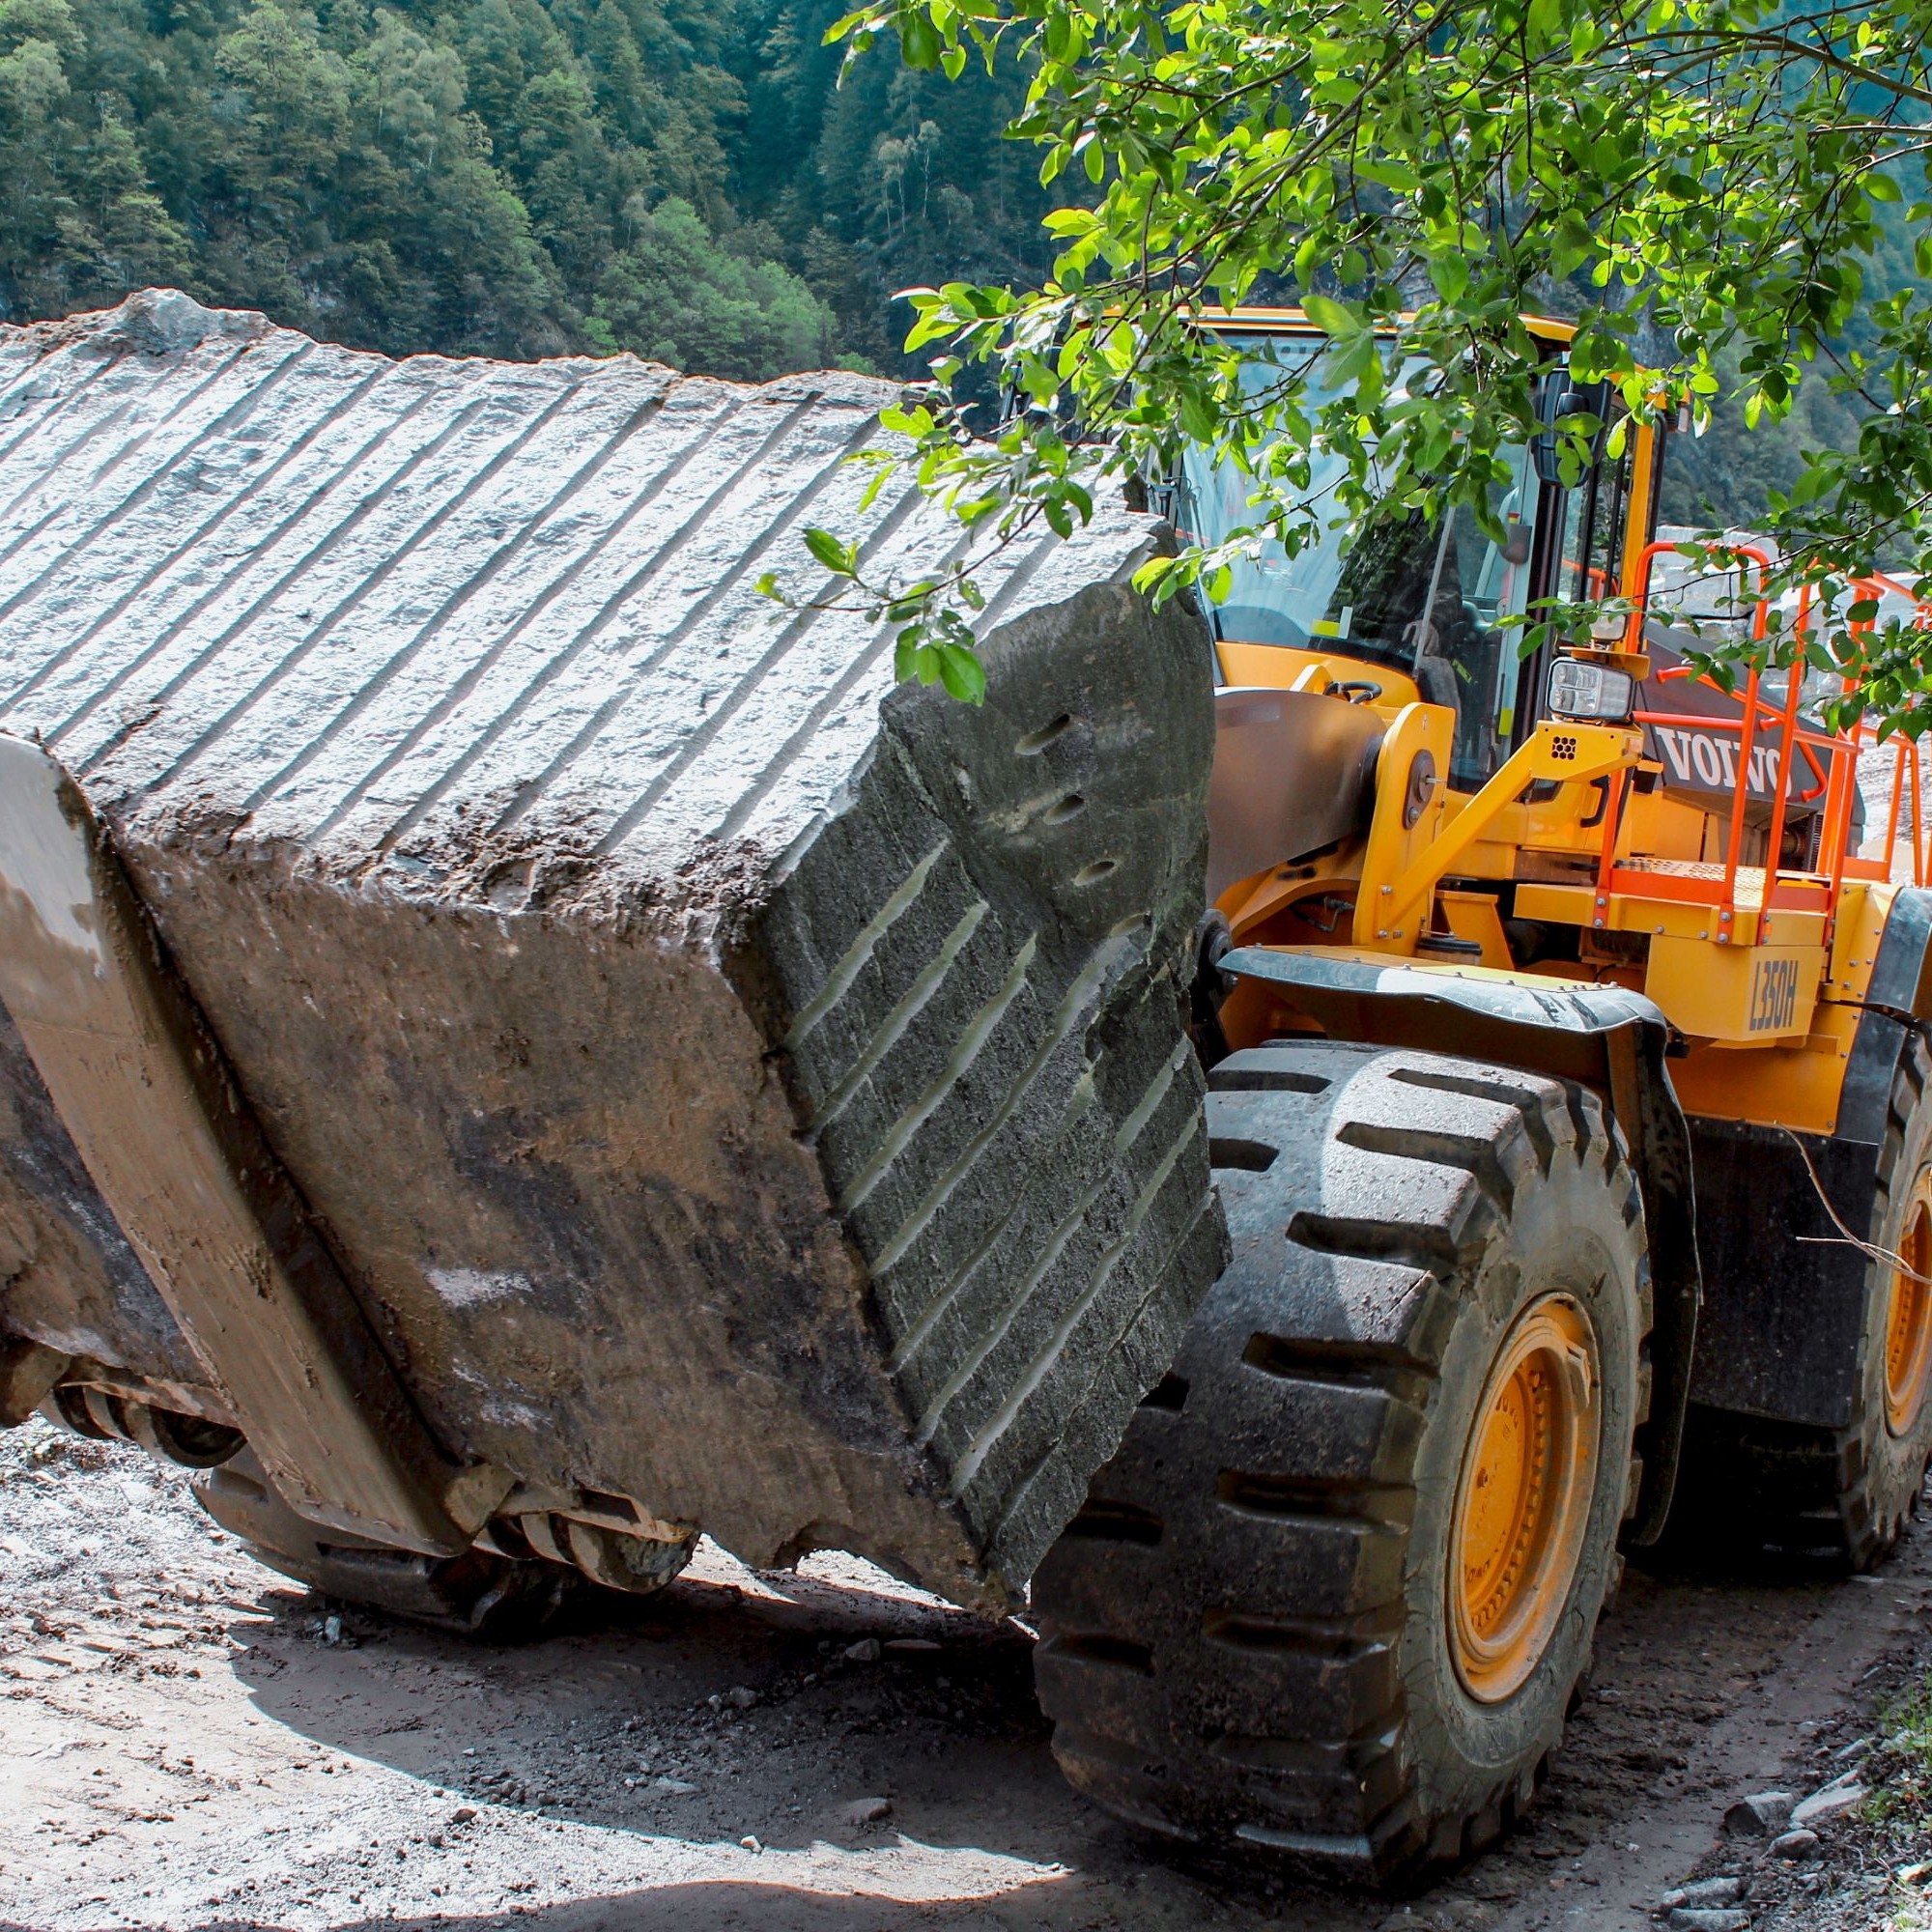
[3,1417,1929,1932]
[1648,1587,1932,1932]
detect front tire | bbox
[1032,1040,1651,1885]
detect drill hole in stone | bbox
[1016,713,1074,754]
[1073,858,1120,886]
[1208,1136,1280,1173]
[1042,793,1088,826]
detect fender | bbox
[1219,946,1700,1546]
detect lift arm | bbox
[1358,718,1644,949]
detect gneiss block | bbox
[0,290,1224,1607]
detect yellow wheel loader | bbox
[0,291,1928,1891]
[1033,310,1932,1878]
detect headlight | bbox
[1547,656,1636,724]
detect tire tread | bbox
[1034,1038,1650,1884]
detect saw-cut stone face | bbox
[0,289,1224,1606]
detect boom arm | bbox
[1356,718,1645,951]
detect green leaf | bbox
[1548,208,1594,279]
[823,7,873,42]
[805,527,859,576]
[936,639,987,702]
[1325,329,1378,388]
[1429,253,1470,304]
[898,11,942,69]
[1300,293,1361,340]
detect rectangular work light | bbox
[1546,656,1637,724]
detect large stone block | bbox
[0,290,1223,1605]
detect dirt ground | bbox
[3,1416,1930,1932]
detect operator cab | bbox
[1171,313,1616,795]
[1179,313,1863,892]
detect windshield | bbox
[1178,333,1544,789]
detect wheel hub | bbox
[1885,1171,1932,1437]
[1448,1294,1602,1703]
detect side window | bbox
[1561,435,1634,606]
[1432,449,1543,790]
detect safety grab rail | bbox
[1850,574,1932,897]
[1605,541,1931,942]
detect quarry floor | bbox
[3,1417,1930,1932]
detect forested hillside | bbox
[0,0,1058,379]
[0,0,1892,527]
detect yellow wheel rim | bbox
[1448,1295,1602,1704]
[1885,1171,1932,1437]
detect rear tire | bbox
[1668,1039,1932,1569]
[1032,1040,1651,1885]
[194,1452,572,1640]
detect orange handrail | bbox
[1599,539,1932,939]
[1635,541,1773,929]
[1756,585,1812,938]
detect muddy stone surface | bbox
[3,1420,1929,1932]
[0,290,1222,1608]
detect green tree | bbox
[0,0,844,382]
[805,0,1932,721]
[590,191,834,373]
[0,0,87,314]
[56,109,194,301]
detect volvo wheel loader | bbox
[1,290,1930,1889]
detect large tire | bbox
[1032,1040,1652,1886]
[1669,1038,1932,1570]
[194,1452,573,1640]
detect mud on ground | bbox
[3,1418,1930,1932]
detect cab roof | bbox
[1199,306,1578,346]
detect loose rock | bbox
[0,290,1222,1616]
[1722,1790,1795,1836]
[842,1796,893,1825]
[1666,1912,1749,1932]
[1771,1829,1820,1861]
[842,1639,882,1663]
[1790,1774,1866,1829]
[1661,1876,1744,1909]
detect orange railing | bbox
[1848,571,1932,898]
[1600,542,1930,944]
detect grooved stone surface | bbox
[0,289,1224,1606]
